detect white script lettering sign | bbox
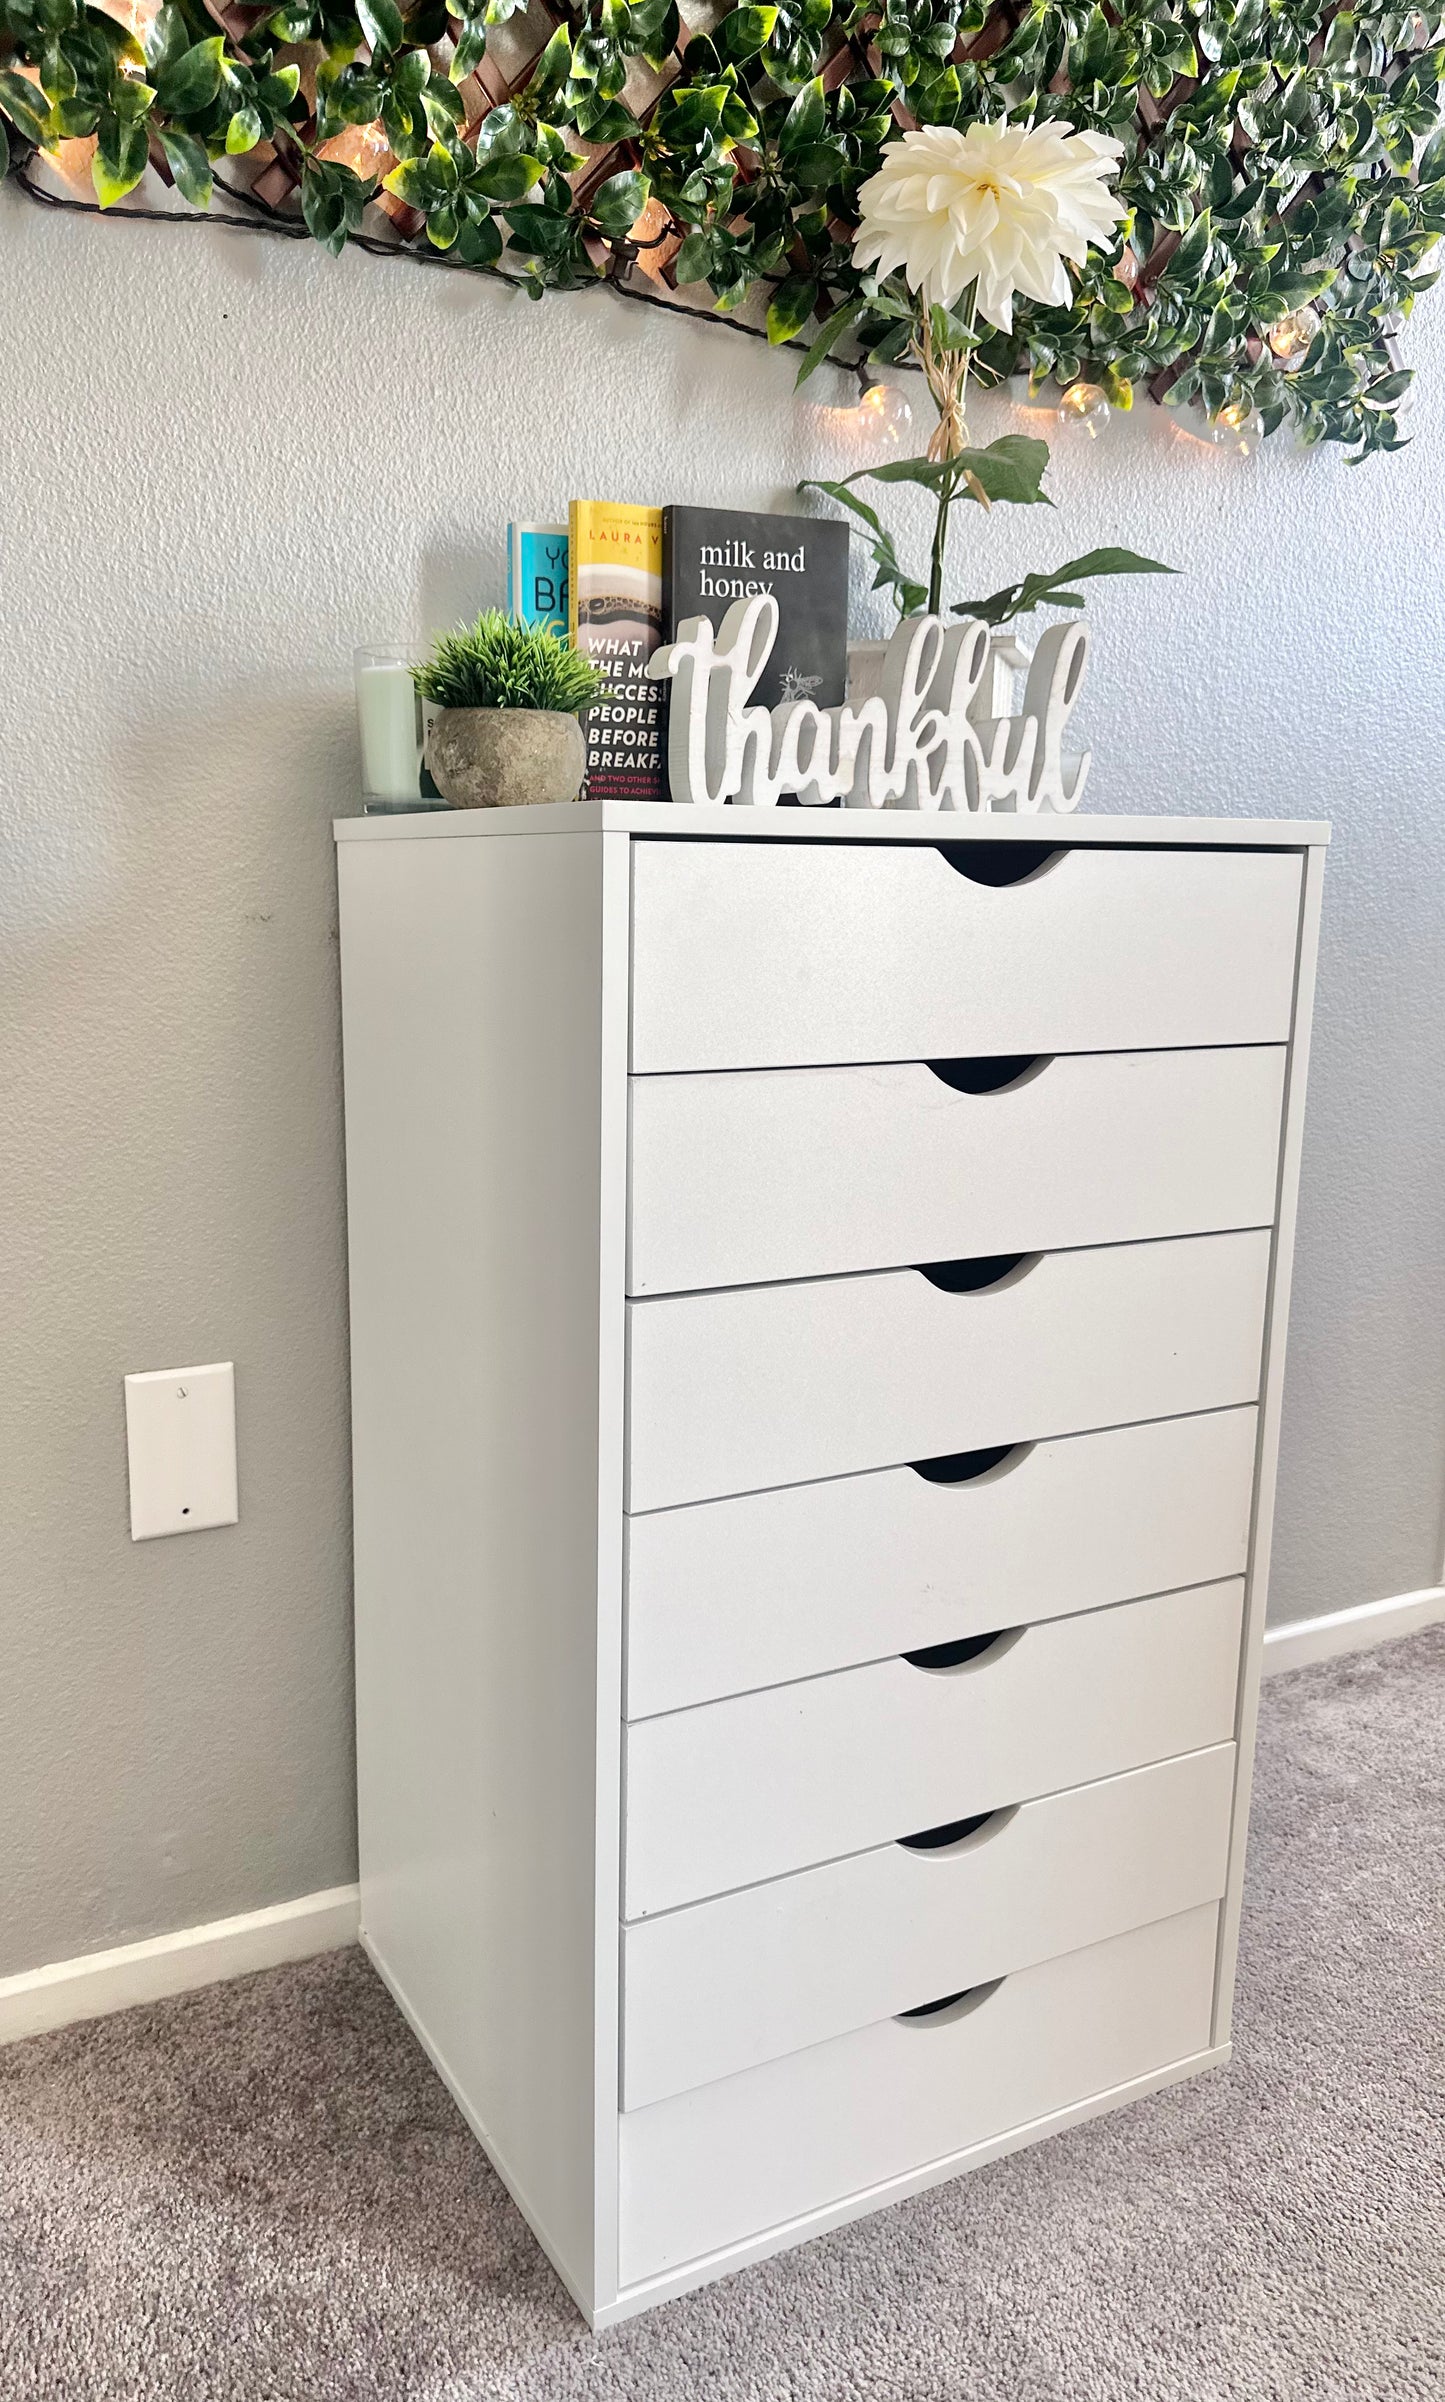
[647,592,1091,813]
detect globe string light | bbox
[1057,382,1112,438]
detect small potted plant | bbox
[412,611,607,809]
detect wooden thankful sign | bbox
[648,593,1091,815]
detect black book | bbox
[662,506,851,711]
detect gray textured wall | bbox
[3,192,1443,1980]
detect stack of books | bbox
[507,501,851,802]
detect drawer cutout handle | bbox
[924,1055,1052,1095]
[901,1626,1025,1673]
[916,1253,1041,1294]
[910,1440,1035,1486]
[898,1804,1020,1854]
[935,841,1063,886]
[897,1977,1005,2025]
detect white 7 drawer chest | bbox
[335,801,1327,2327]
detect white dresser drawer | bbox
[622,1744,1234,2109]
[619,1902,1219,2285]
[626,1407,1257,1717]
[630,839,1303,1072]
[628,1046,1286,1294]
[623,1578,1244,1918]
[626,1228,1271,1513]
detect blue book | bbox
[507,523,569,636]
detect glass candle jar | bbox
[354,646,428,811]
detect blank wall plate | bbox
[124,1363,239,1541]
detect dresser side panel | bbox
[1213,840,1327,2043]
[337,827,626,2316]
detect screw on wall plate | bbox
[177,1385,188,1399]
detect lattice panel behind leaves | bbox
[3,0,1444,451]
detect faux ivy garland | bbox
[3,0,1443,455]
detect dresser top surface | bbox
[335,802,1329,847]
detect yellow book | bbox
[568,499,665,802]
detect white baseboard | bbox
[0,1884,359,2049]
[1263,1584,1445,1677]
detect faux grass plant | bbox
[412,612,607,714]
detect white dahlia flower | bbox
[852,117,1127,332]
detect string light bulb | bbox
[1057,380,1112,437]
[1210,398,1264,455]
[318,120,394,180]
[1266,307,1317,369]
[856,379,914,446]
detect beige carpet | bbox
[2,1627,1442,2401]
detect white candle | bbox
[355,650,422,803]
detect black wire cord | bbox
[10,157,919,389]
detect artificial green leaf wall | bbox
[3,0,1443,453]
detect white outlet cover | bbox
[124,1362,239,1541]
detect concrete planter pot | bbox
[426,708,586,810]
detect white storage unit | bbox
[335,800,1326,2328]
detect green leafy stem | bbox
[803,435,1174,623]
